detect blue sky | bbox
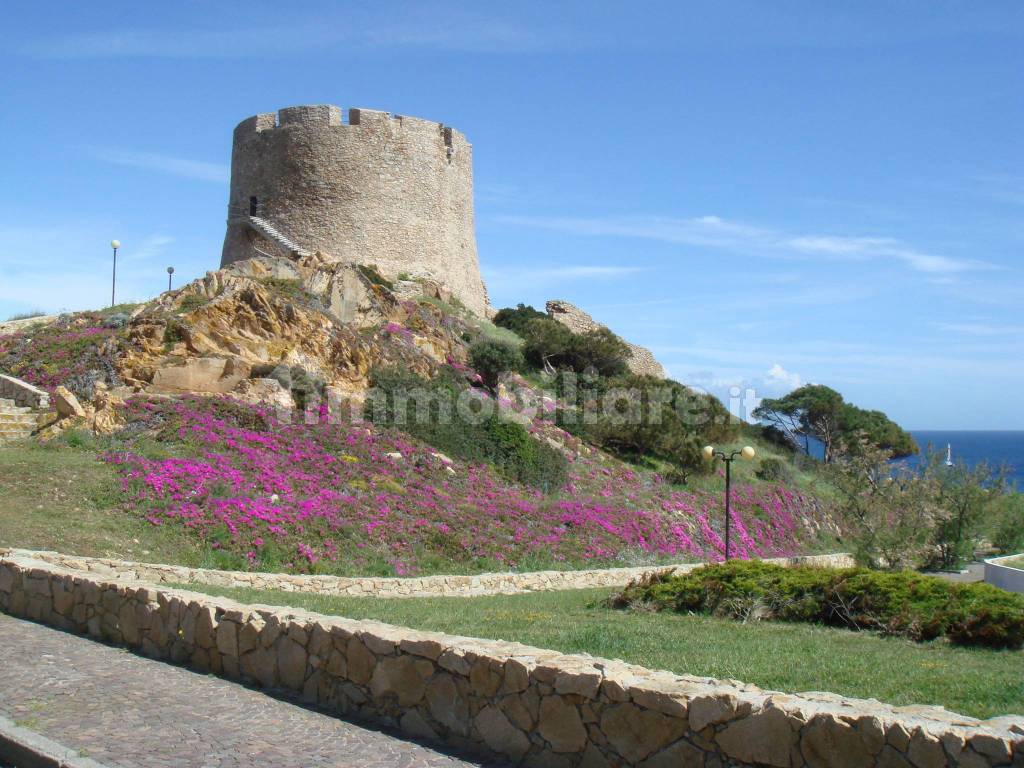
[1,1,1022,429]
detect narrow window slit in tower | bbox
[249,197,259,216]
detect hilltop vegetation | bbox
[6,256,1014,580]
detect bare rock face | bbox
[115,254,470,405]
[545,300,666,379]
[53,386,86,418]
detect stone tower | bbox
[221,104,488,316]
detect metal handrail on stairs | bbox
[226,204,311,258]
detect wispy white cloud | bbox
[969,173,1024,206]
[483,264,644,293]
[765,363,803,391]
[21,10,542,59]
[932,321,1024,336]
[496,214,984,275]
[124,234,175,262]
[90,148,228,184]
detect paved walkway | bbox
[928,562,985,584]
[0,614,499,768]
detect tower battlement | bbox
[231,106,471,161]
[221,104,486,316]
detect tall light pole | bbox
[703,444,756,560]
[167,266,175,292]
[110,239,121,307]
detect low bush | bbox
[756,457,792,483]
[356,263,394,290]
[492,303,548,337]
[517,317,630,377]
[468,339,522,393]
[989,493,1024,554]
[5,310,46,321]
[557,375,739,475]
[611,559,1024,649]
[365,366,567,490]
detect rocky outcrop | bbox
[39,381,127,439]
[545,300,666,379]
[2,551,1021,768]
[116,254,472,408]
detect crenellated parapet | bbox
[221,104,487,316]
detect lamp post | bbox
[702,444,756,560]
[110,240,121,308]
[167,266,175,292]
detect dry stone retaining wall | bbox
[5,549,854,599]
[1,551,1021,767]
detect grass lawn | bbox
[184,583,1024,720]
[0,441,201,564]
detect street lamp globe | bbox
[702,445,715,460]
[741,445,756,460]
[111,240,121,250]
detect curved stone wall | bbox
[5,549,855,599]
[1,552,1020,767]
[984,554,1024,594]
[221,105,488,316]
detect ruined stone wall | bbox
[1,552,1020,767]
[0,374,49,409]
[7,550,855,600]
[221,105,489,317]
[546,301,666,379]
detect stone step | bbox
[0,430,33,442]
[0,407,37,417]
[0,398,15,408]
[0,406,34,416]
[0,416,37,428]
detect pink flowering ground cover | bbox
[0,313,120,394]
[104,396,834,576]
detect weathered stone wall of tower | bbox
[221,105,488,316]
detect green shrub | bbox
[557,375,739,475]
[356,264,394,290]
[163,318,187,345]
[756,457,792,483]
[991,494,1024,553]
[259,278,306,302]
[5,310,46,321]
[469,339,522,393]
[177,294,209,312]
[612,560,1024,649]
[492,304,548,337]
[519,318,630,377]
[365,366,567,490]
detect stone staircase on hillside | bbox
[0,398,38,444]
[248,216,312,258]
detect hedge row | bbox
[612,560,1024,649]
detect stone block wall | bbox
[221,105,489,317]
[545,301,666,379]
[0,374,49,409]
[6,549,855,600]
[1,552,1020,767]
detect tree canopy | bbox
[752,384,917,462]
